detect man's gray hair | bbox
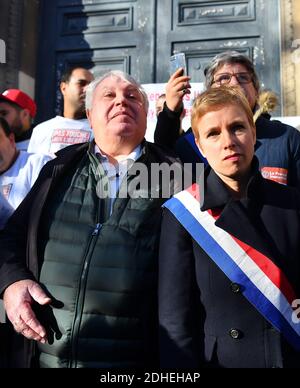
[85,70,149,112]
[204,50,260,93]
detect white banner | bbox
[142,82,204,142]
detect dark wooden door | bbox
[156,1,281,95]
[36,0,156,121]
[36,0,281,122]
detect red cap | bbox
[0,89,37,118]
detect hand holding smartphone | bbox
[166,52,190,111]
[169,52,187,76]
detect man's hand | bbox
[3,279,52,343]
[166,68,191,112]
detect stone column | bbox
[280,0,300,115]
[292,0,300,115]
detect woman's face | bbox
[195,104,256,183]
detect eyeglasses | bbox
[213,72,252,85]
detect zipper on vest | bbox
[92,223,102,236]
[69,222,102,368]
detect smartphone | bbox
[170,52,187,75]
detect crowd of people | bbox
[0,50,300,368]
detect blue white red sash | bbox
[164,183,300,351]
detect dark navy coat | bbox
[159,163,300,368]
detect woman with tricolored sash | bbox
[159,86,300,368]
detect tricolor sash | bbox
[164,183,300,351]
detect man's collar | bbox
[93,142,142,163]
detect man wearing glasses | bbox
[155,50,300,188]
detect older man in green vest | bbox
[0,71,182,368]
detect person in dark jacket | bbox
[159,86,300,368]
[0,71,182,368]
[155,51,300,189]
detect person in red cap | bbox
[0,89,37,151]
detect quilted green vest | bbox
[37,152,164,368]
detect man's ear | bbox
[20,109,31,126]
[21,108,30,119]
[60,81,67,96]
[8,132,15,146]
[86,109,92,125]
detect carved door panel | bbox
[36,0,281,122]
[36,0,156,121]
[156,0,281,111]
